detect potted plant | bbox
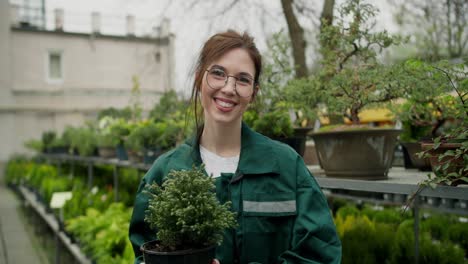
[392,59,464,171]
[95,116,120,159]
[244,32,314,156]
[68,125,98,157]
[141,166,236,264]
[125,120,164,164]
[288,0,407,179]
[417,61,468,186]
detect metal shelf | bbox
[18,186,92,264]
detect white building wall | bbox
[0,1,175,162]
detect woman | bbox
[129,30,341,264]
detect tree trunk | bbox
[281,0,308,78]
[320,0,335,30]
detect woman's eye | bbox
[211,69,226,78]
[238,77,252,86]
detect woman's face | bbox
[200,48,256,127]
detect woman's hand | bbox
[212,259,220,264]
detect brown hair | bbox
[189,30,262,138]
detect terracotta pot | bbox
[311,129,401,180]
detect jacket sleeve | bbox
[278,157,342,264]
[128,163,162,264]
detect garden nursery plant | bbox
[141,166,236,264]
[285,0,407,179]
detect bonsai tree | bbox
[394,59,462,140]
[142,166,236,260]
[288,0,407,126]
[416,61,468,186]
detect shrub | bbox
[144,166,237,251]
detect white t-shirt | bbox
[199,145,239,178]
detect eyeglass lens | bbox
[206,68,254,97]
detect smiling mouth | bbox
[214,98,237,111]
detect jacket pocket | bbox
[241,192,297,263]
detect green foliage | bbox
[66,125,98,156]
[97,107,132,121]
[448,222,468,257]
[250,103,294,138]
[336,205,360,220]
[393,59,465,140]
[125,121,163,151]
[422,213,458,241]
[149,90,187,121]
[4,157,33,185]
[144,166,237,251]
[24,139,44,153]
[66,203,134,264]
[310,0,407,124]
[415,60,468,186]
[129,75,143,121]
[246,31,301,135]
[27,163,58,189]
[39,176,72,205]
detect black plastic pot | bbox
[116,144,128,160]
[141,240,216,264]
[274,127,313,157]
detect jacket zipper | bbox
[229,170,243,264]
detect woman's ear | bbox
[250,84,260,102]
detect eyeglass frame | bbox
[205,68,257,98]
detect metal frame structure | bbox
[21,154,468,264]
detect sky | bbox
[10,0,399,97]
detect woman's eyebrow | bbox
[238,72,254,78]
[211,64,254,78]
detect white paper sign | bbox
[50,191,73,209]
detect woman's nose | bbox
[221,76,237,94]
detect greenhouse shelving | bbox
[35,154,468,264]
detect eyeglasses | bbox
[205,68,255,98]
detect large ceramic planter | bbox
[274,127,313,157]
[420,142,466,181]
[401,142,431,171]
[311,129,401,180]
[141,240,216,264]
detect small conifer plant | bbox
[144,166,237,252]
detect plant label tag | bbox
[50,191,73,209]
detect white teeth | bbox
[216,99,234,108]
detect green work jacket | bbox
[129,123,341,264]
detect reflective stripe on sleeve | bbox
[243,200,296,213]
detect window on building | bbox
[48,52,62,80]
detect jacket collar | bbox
[184,122,281,176]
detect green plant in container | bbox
[416,61,468,186]
[140,166,236,264]
[68,126,98,157]
[286,0,410,179]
